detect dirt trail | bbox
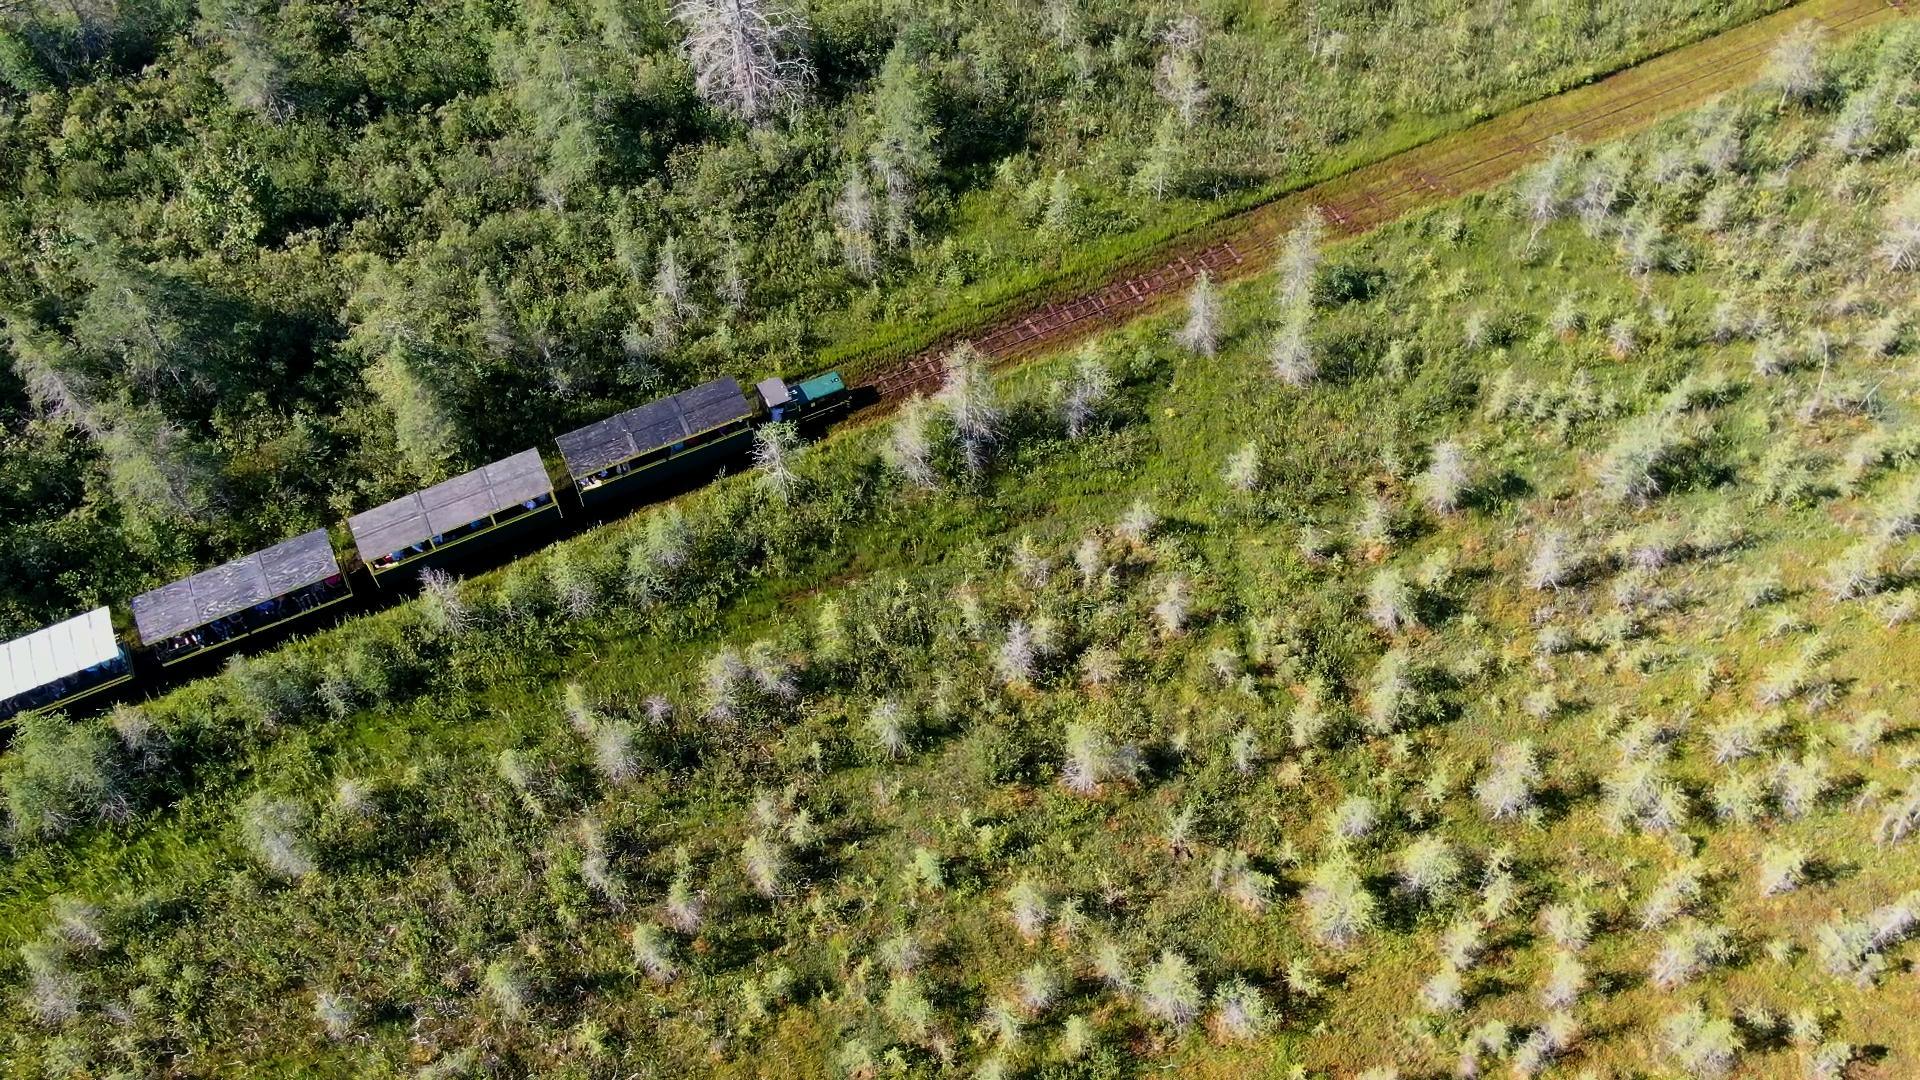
[868,0,1911,403]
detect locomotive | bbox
[0,370,852,724]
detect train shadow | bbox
[40,407,851,728]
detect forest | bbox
[0,0,1786,636]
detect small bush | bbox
[240,794,317,880]
[1303,855,1377,948]
[1139,949,1202,1028]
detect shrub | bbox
[1541,900,1595,950]
[1640,864,1703,929]
[1595,415,1703,505]
[1010,535,1051,588]
[1116,498,1157,544]
[1008,876,1048,942]
[1214,850,1274,914]
[590,722,643,786]
[1363,648,1413,735]
[483,959,531,1019]
[46,897,104,953]
[1441,919,1484,969]
[1303,855,1376,948]
[937,343,1003,475]
[1541,949,1587,1010]
[1806,1042,1856,1080]
[418,568,472,637]
[907,846,945,892]
[1288,680,1335,749]
[1421,964,1464,1014]
[578,819,626,908]
[1354,494,1394,548]
[2,712,132,842]
[1711,771,1767,826]
[631,923,678,985]
[1366,568,1418,636]
[1762,20,1827,107]
[1277,212,1324,309]
[1876,791,1920,846]
[1089,939,1131,992]
[1877,186,1920,271]
[1298,524,1335,563]
[1525,529,1573,590]
[752,422,803,504]
[1269,307,1318,387]
[1417,440,1471,513]
[1061,348,1115,439]
[1153,574,1190,637]
[1166,804,1197,859]
[1016,962,1058,1014]
[1476,740,1540,821]
[702,648,753,721]
[997,620,1040,685]
[20,941,78,1028]
[1228,726,1258,776]
[1824,541,1886,601]
[1651,922,1733,990]
[1758,844,1808,897]
[1775,755,1830,819]
[1396,835,1461,901]
[1060,720,1140,795]
[1816,894,1919,984]
[1176,271,1222,357]
[1708,713,1771,764]
[880,931,923,976]
[1329,795,1378,841]
[627,507,694,602]
[1606,317,1637,358]
[1663,1004,1741,1077]
[1875,475,1920,540]
[1602,755,1688,834]
[885,395,939,490]
[1209,979,1271,1041]
[884,974,934,1038]
[240,794,317,879]
[664,850,704,933]
[1222,441,1261,493]
[745,640,798,702]
[742,834,789,899]
[313,989,358,1040]
[547,550,602,620]
[1139,949,1202,1028]
[866,699,911,759]
[496,749,546,817]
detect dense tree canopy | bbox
[0,0,1776,633]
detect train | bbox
[0,370,854,724]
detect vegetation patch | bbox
[4,15,1920,1080]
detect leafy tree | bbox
[365,341,463,483]
[867,41,939,249]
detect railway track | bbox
[867,0,1909,404]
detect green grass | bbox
[4,21,1920,1078]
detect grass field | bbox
[4,17,1920,1080]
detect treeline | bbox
[0,0,1777,634]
